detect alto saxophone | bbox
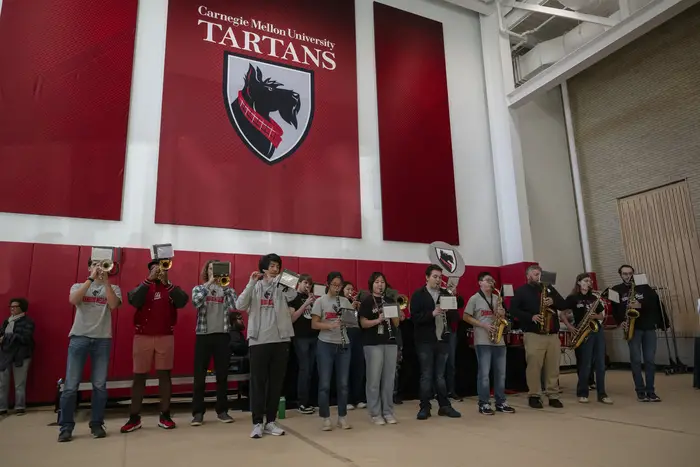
[489,288,509,344]
[571,291,604,349]
[623,282,640,341]
[539,283,555,334]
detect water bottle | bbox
[277,396,286,420]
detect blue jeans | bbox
[576,330,607,397]
[316,340,351,418]
[445,331,458,394]
[475,345,506,405]
[347,328,366,405]
[628,329,657,394]
[416,342,450,410]
[293,337,317,407]
[59,336,111,431]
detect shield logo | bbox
[435,247,457,274]
[223,51,314,165]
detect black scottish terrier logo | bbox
[92,290,99,297]
[231,64,301,160]
[438,249,456,274]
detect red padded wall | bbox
[1,240,511,405]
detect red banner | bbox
[155,0,360,237]
[0,0,137,220]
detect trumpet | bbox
[397,294,409,311]
[159,259,173,271]
[489,288,509,344]
[100,260,114,273]
[347,290,359,303]
[216,275,231,287]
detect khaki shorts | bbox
[133,334,175,374]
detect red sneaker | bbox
[158,413,177,430]
[120,415,142,433]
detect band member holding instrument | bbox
[561,273,613,405]
[359,272,399,425]
[509,265,567,409]
[342,281,367,410]
[611,265,666,402]
[288,274,318,414]
[311,272,354,431]
[190,260,238,425]
[59,259,122,442]
[236,254,297,439]
[410,265,462,420]
[121,260,189,433]
[385,283,407,406]
[463,272,515,415]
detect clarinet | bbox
[380,294,395,341]
[337,295,348,349]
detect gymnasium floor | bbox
[0,371,696,467]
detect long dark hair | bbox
[571,273,592,296]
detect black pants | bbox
[192,333,231,416]
[249,342,290,425]
[416,341,450,410]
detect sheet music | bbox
[633,274,648,286]
[503,284,514,297]
[90,247,113,261]
[313,284,326,297]
[439,296,458,310]
[607,289,620,303]
[383,304,399,319]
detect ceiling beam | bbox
[507,1,618,26]
[441,0,496,15]
[507,0,699,108]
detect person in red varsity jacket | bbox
[120,260,189,433]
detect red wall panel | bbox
[0,242,34,306]
[298,258,357,288]
[355,261,383,293]
[0,0,138,220]
[373,3,459,245]
[25,244,81,402]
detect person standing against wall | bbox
[190,260,238,426]
[0,298,35,416]
[58,260,122,442]
[236,254,297,439]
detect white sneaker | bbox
[599,396,614,405]
[356,402,367,409]
[578,397,589,403]
[347,404,356,410]
[337,416,352,430]
[383,414,398,424]
[264,421,285,436]
[250,423,264,439]
[371,416,386,425]
[322,417,333,431]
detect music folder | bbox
[382,304,399,319]
[313,284,326,297]
[279,269,300,289]
[212,261,230,277]
[439,296,458,310]
[90,247,114,262]
[152,243,174,260]
[339,308,359,327]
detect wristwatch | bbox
[88,277,95,283]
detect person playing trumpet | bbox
[288,274,318,414]
[59,259,122,442]
[358,272,399,425]
[190,260,239,425]
[342,281,366,410]
[463,272,515,415]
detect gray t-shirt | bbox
[69,282,122,339]
[248,278,290,346]
[464,292,505,347]
[311,294,353,345]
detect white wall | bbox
[515,86,584,291]
[0,0,500,266]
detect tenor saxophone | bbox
[489,288,509,344]
[623,282,640,341]
[539,283,555,334]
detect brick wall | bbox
[567,5,700,287]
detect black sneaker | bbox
[448,393,463,402]
[549,399,564,408]
[191,413,204,426]
[90,423,107,439]
[416,407,431,420]
[528,397,543,409]
[479,404,494,415]
[297,405,314,415]
[217,412,234,423]
[647,393,662,402]
[496,403,516,414]
[393,395,403,405]
[57,430,73,443]
[637,392,650,402]
[15,409,26,416]
[0,410,7,416]
[438,406,461,418]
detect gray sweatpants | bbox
[364,345,398,417]
[0,358,31,411]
